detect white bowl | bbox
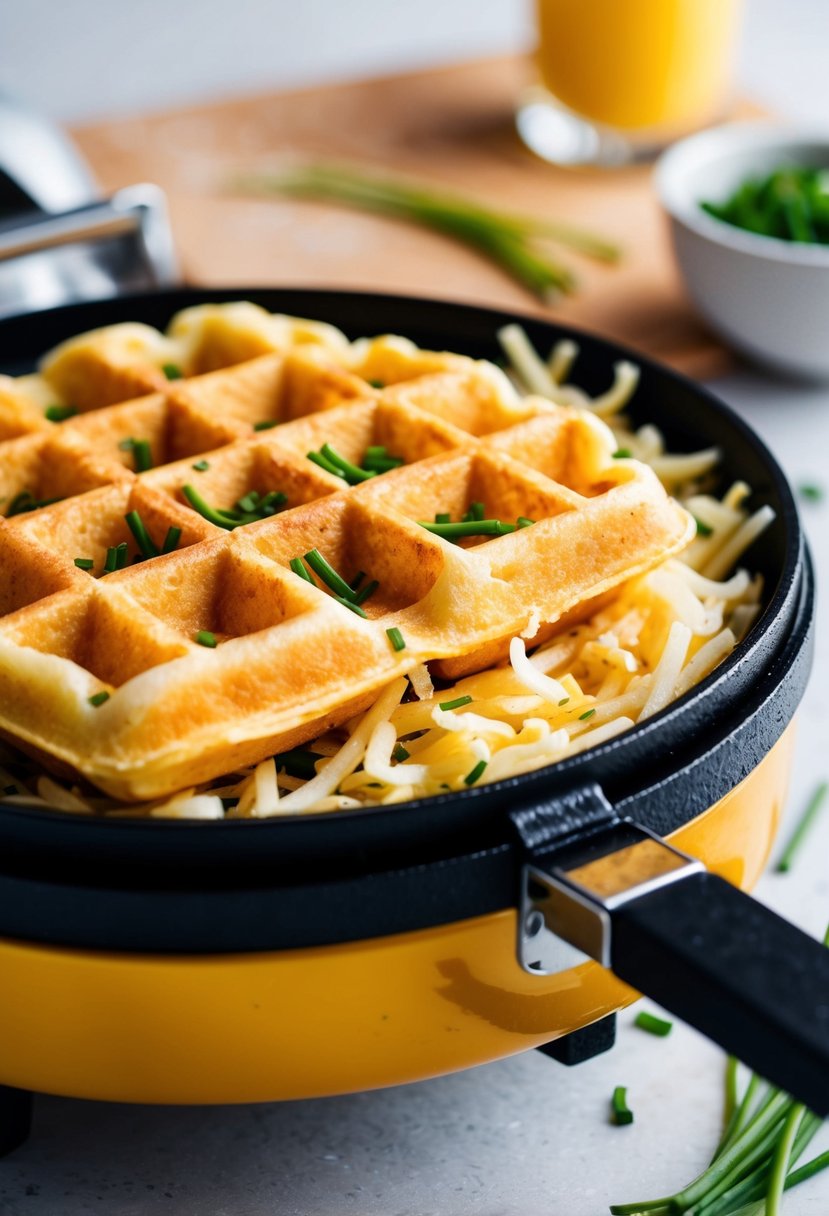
[655,122,829,379]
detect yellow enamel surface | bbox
[0,727,793,1103]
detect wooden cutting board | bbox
[72,55,737,378]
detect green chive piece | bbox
[634,1011,673,1037]
[392,743,410,762]
[558,697,570,706]
[386,627,406,652]
[114,541,128,570]
[333,594,367,618]
[103,546,119,574]
[162,362,183,380]
[419,519,503,539]
[7,491,63,516]
[74,557,94,570]
[435,512,451,524]
[44,403,78,422]
[131,439,153,472]
[192,459,210,472]
[798,482,824,503]
[694,515,714,538]
[88,691,110,707]
[236,492,260,514]
[275,748,322,778]
[195,630,218,648]
[351,570,366,592]
[611,1087,634,1126]
[776,780,828,872]
[353,578,379,606]
[289,557,314,583]
[125,510,160,559]
[470,501,485,521]
[307,450,346,478]
[182,484,243,529]
[253,419,279,431]
[464,759,487,785]
[368,379,385,388]
[303,548,357,600]
[161,526,181,555]
[517,516,535,528]
[439,695,473,711]
[579,708,597,721]
[364,446,387,460]
[613,448,632,459]
[320,443,376,484]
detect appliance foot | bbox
[535,1013,617,1065]
[0,1085,33,1157]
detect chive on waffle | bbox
[0,303,693,800]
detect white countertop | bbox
[2,2,829,1212]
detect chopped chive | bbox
[275,748,322,778]
[74,557,94,570]
[392,743,410,762]
[131,439,153,472]
[517,516,535,528]
[579,708,597,721]
[236,492,260,514]
[195,630,217,648]
[303,548,357,600]
[289,556,314,582]
[162,362,183,380]
[558,697,570,706]
[435,512,451,524]
[320,443,375,484]
[368,378,385,388]
[470,501,485,521]
[103,545,120,574]
[307,450,346,478]
[634,1011,673,1037]
[161,525,181,555]
[88,691,110,707]
[253,419,279,431]
[44,403,78,422]
[496,521,516,534]
[192,459,210,472]
[613,448,632,459]
[364,446,388,460]
[353,578,379,606]
[439,694,473,711]
[386,626,406,652]
[798,482,824,502]
[333,594,367,618]
[611,1086,634,1126]
[419,519,504,539]
[182,484,245,529]
[464,759,487,785]
[351,570,366,592]
[693,515,714,537]
[7,491,63,516]
[114,541,128,570]
[125,510,159,559]
[775,780,828,872]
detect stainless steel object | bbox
[0,96,179,317]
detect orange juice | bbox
[536,0,743,134]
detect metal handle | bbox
[513,794,829,1115]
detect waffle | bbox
[0,305,693,801]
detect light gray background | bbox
[1,2,828,1213]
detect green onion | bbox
[195,630,217,648]
[353,579,379,607]
[253,419,279,431]
[88,691,110,707]
[303,548,356,600]
[702,166,829,246]
[289,556,314,582]
[694,515,714,538]
[419,519,504,539]
[439,695,473,711]
[275,749,322,779]
[351,571,366,592]
[125,510,159,559]
[775,780,827,872]
[611,1087,634,1126]
[319,443,376,484]
[307,450,346,478]
[578,708,596,721]
[464,759,487,785]
[392,743,410,762]
[182,484,287,529]
[7,491,63,516]
[103,543,128,573]
[634,1011,673,1037]
[161,526,181,555]
[74,557,94,570]
[237,163,622,302]
[44,403,78,422]
[386,627,406,652]
[434,512,451,524]
[517,516,535,528]
[798,483,823,503]
[368,378,385,388]
[192,459,210,472]
[119,437,152,470]
[162,362,183,380]
[333,594,367,618]
[613,448,632,459]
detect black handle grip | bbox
[611,872,829,1116]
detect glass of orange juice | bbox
[517,0,744,166]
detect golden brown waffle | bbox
[0,305,693,800]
